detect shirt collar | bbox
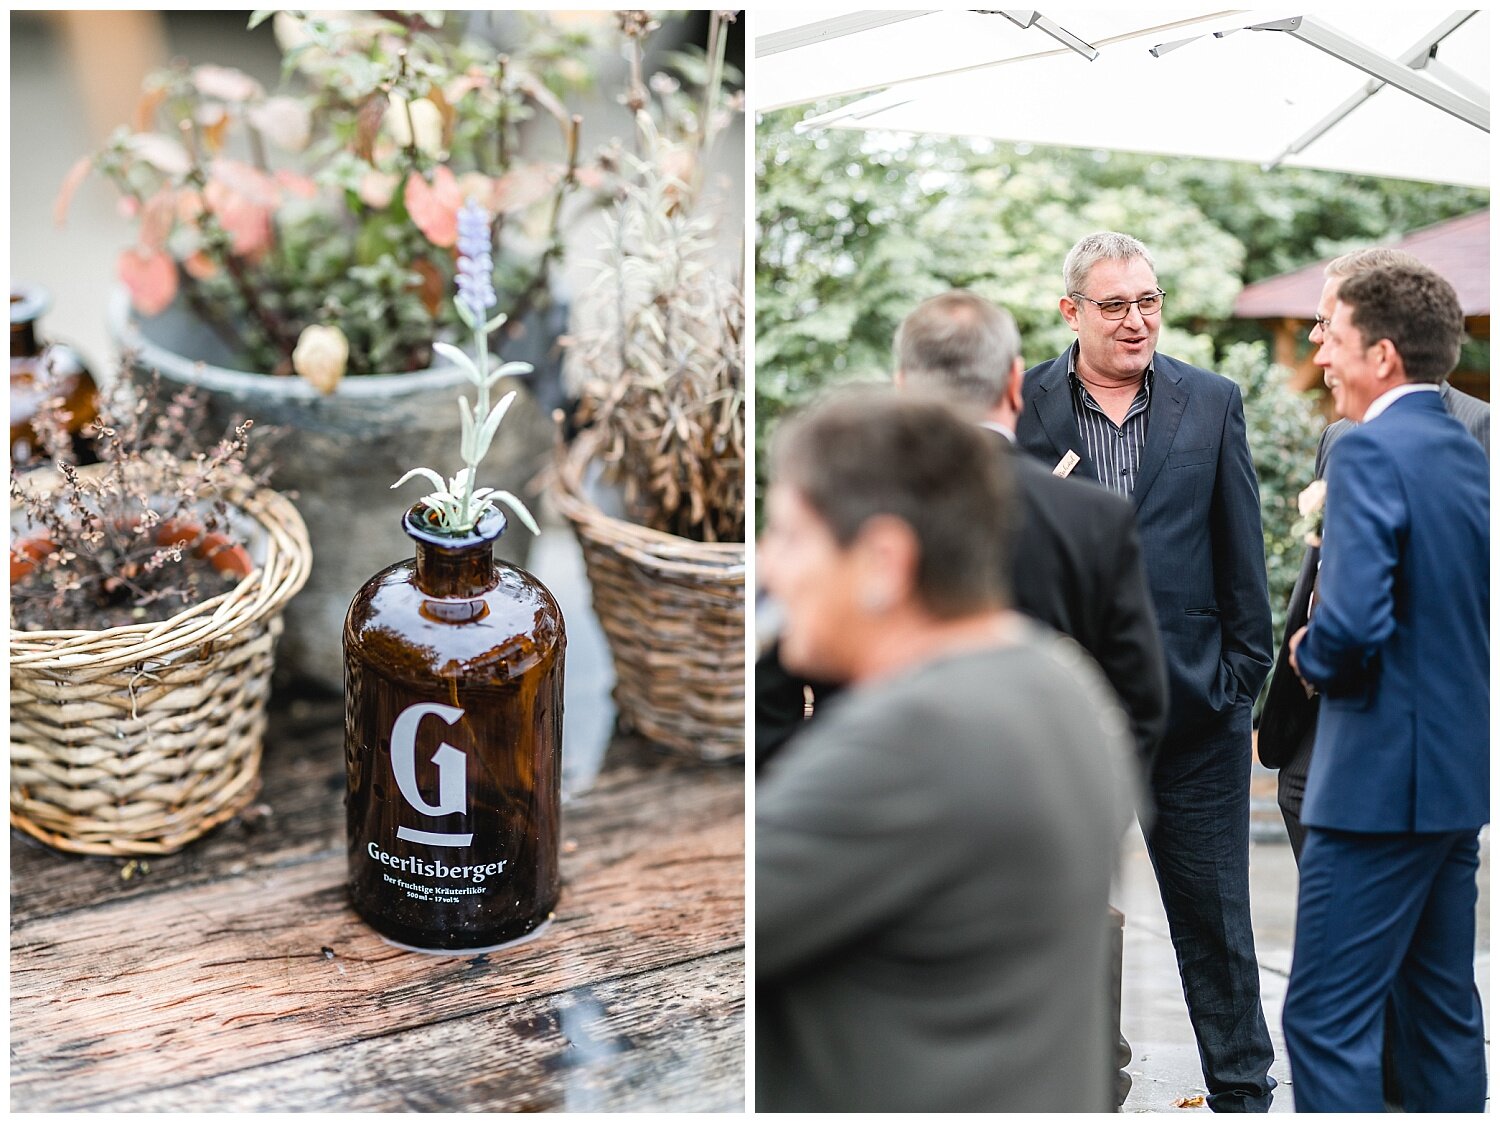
[979,419,1016,442]
[1361,382,1440,423]
[1067,340,1154,390]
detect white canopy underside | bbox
[756,10,1490,187]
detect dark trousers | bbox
[1146,706,1275,1112]
[1283,827,1486,1112]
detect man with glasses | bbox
[1257,247,1487,1109]
[1017,231,1276,1111]
[1260,247,1488,857]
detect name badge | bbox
[1053,450,1081,478]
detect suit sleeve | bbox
[1257,425,1335,766]
[756,703,947,979]
[1211,383,1274,702]
[1295,434,1403,692]
[1097,507,1168,772]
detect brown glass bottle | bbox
[344,504,565,952]
[11,285,99,468]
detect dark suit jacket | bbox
[1017,349,1273,742]
[1258,381,1489,770]
[997,435,1167,769]
[1295,391,1488,832]
[754,432,1169,774]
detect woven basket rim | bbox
[551,428,745,574]
[10,465,311,672]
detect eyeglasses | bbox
[1070,290,1166,320]
[1310,314,1332,337]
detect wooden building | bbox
[1234,209,1489,412]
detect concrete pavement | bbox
[1117,761,1490,1112]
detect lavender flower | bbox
[455,198,496,321]
[391,196,539,537]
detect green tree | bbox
[755,104,1487,638]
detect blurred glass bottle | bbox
[344,504,566,953]
[11,284,99,468]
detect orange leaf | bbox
[196,104,230,155]
[209,158,279,206]
[133,84,167,132]
[404,165,462,248]
[183,250,219,280]
[118,248,178,317]
[137,189,177,251]
[205,180,272,257]
[353,92,389,163]
[274,170,319,200]
[54,156,93,227]
[410,258,445,316]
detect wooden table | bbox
[11,690,746,1112]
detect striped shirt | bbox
[1067,344,1153,498]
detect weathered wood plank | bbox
[12,718,745,1112]
[13,810,742,1109]
[12,692,738,922]
[63,950,745,1112]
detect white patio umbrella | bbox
[755,10,1275,111]
[772,10,1489,187]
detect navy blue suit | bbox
[1018,348,1275,1110]
[1283,389,1488,1111]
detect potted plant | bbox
[10,376,311,857]
[552,11,745,762]
[58,10,607,691]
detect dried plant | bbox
[10,374,265,632]
[565,11,745,543]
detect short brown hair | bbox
[894,291,1022,410]
[1337,264,1465,384]
[772,387,1012,616]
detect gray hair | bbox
[893,290,1022,410]
[1324,246,1424,281]
[1063,231,1156,297]
[773,387,1012,617]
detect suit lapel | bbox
[1027,356,1099,482]
[1130,357,1187,511]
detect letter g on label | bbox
[390,702,468,817]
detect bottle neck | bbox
[12,320,39,358]
[414,538,497,598]
[403,504,507,600]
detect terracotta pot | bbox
[109,288,565,693]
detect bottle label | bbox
[390,701,472,846]
[367,700,513,908]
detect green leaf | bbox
[458,395,476,462]
[493,489,541,536]
[473,390,517,462]
[432,341,481,380]
[391,467,446,493]
[485,359,533,389]
[247,10,276,30]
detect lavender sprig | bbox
[455,199,497,322]
[392,198,540,536]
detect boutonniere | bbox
[1292,477,1326,547]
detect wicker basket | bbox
[9,471,311,856]
[551,430,745,762]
